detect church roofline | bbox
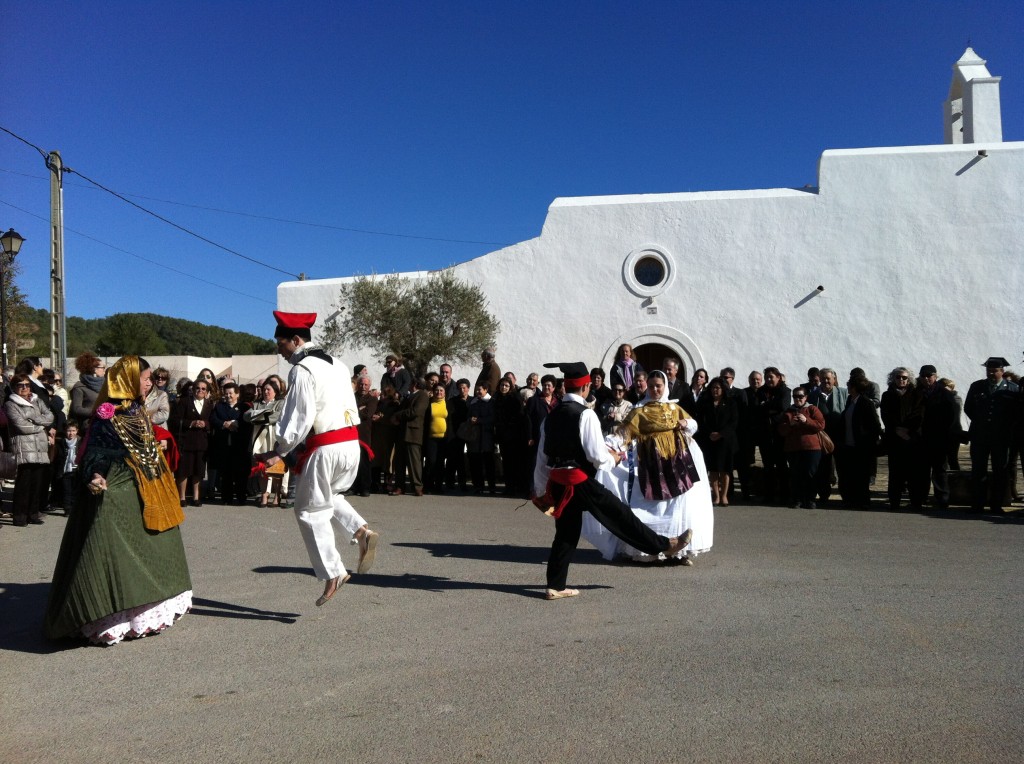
[548,142,1023,209]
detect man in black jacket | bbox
[916,365,958,508]
[963,357,1020,513]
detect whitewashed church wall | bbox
[278,141,1023,393]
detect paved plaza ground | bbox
[2,490,1022,763]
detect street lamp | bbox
[0,228,25,371]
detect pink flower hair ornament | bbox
[95,402,117,420]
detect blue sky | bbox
[2,1,1021,339]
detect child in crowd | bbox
[52,420,80,515]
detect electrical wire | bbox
[1,125,300,278]
[0,121,514,248]
[63,168,302,278]
[0,126,48,159]
[0,199,276,305]
[0,166,512,247]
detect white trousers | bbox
[293,441,366,580]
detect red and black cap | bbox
[273,311,316,340]
[543,361,591,388]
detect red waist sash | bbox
[293,426,359,475]
[544,467,589,519]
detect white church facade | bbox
[278,49,1021,389]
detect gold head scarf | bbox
[92,355,142,411]
[92,355,184,532]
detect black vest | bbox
[542,400,596,477]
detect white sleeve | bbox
[580,408,614,472]
[274,364,315,456]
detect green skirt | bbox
[43,460,193,641]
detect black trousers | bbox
[913,444,950,507]
[887,439,927,509]
[836,445,873,509]
[468,451,495,491]
[351,445,373,495]
[547,479,670,591]
[787,449,821,506]
[757,436,789,501]
[221,465,249,504]
[970,437,1011,512]
[444,438,468,489]
[13,462,50,525]
[424,438,446,491]
[813,450,836,503]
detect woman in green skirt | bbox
[44,356,192,645]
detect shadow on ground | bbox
[0,582,62,654]
[251,563,611,599]
[390,541,604,566]
[189,597,300,624]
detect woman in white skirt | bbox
[582,370,714,564]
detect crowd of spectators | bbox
[350,346,1023,515]
[1,344,1021,530]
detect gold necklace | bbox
[111,409,165,480]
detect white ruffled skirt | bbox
[81,590,193,646]
[583,440,714,561]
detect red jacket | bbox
[778,404,825,451]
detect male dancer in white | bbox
[257,311,379,606]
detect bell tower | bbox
[944,47,1002,144]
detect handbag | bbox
[456,420,478,442]
[818,430,835,454]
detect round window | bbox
[622,246,674,298]
[634,256,666,287]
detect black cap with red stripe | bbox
[543,361,591,388]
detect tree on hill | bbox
[95,313,169,356]
[321,271,500,377]
[19,309,275,358]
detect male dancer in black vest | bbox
[532,362,690,600]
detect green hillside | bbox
[17,307,274,359]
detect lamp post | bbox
[0,228,25,371]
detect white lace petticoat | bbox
[81,590,193,645]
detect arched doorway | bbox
[633,342,685,380]
[601,326,705,385]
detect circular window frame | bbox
[622,245,674,298]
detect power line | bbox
[0,166,513,246]
[1,125,301,278]
[64,168,302,278]
[0,198,276,305]
[0,126,48,159]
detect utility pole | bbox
[48,150,67,378]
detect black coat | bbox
[694,397,739,470]
[170,397,213,452]
[963,378,1020,443]
[836,395,882,449]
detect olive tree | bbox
[320,271,499,377]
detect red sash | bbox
[293,426,359,475]
[544,467,589,519]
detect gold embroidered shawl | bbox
[621,402,691,458]
[95,356,184,532]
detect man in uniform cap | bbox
[963,357,1020,513]
[532,361,690,600]
[257,311,379,605]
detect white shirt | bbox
[275,342,359,457]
